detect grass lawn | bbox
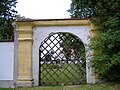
[0,82,120,90]
[41,63,86,85]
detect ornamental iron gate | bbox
[39,32,86,86]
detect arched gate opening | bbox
[39,32,86,86]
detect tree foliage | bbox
[68,0,120,18]
[69,0,120,81]
[0,0,17,41]
[91,17,120,81]
[68,0,96,18]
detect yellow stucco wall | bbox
[15,21,33,86]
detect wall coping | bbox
[16,18,91,27]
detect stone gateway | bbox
[13,19,97,87]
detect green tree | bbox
[69,0,120,81]
[16,14,26,19]
[68,0,96,18]
[0,0,17,41]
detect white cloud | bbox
[16,0,71,19]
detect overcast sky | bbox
[16,0,71,19]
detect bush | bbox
[91,17,120,81]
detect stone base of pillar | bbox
[16,81,33,87]
[87,75,95,84]
[16,77,33,87]
[86,61,96,84]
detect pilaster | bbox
[16,22,34,87]
[86,22,98,84]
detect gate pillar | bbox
[16,21,34,87]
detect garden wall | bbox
[0,42,14,87]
